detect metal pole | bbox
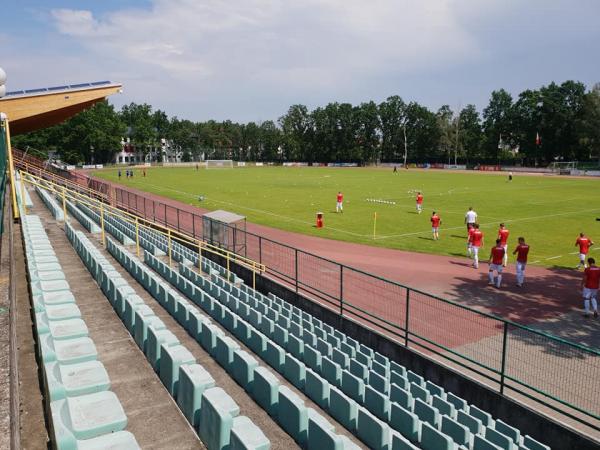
[135,217,140,257]
[168,228,172,267]
[19,173,27,215]
[227,253,230,279]
[295,249,299,293]
[405,289,410,347]
[4,119,20,220]
[500,322,509,395]
[253,263,256,290]
[259,236,262,264]
[100,203,106,246]
[62,186,67,222]
[198,241,203,273]
[340,265,344,316]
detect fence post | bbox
[19,174,27,215]
[62,187,67,222]
[295,249,299,293]
[253,263,256,291]
[227,253,230,279]
[168,228,172,267]
[198,241,203,273]
[135,217,140,257]
[340,265,344,316]
[177,209,180,231]
[100,203,106,246]
[164,204,167,226]
[405,289,410,348]
[500,322,509,395]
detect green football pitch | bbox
[94,166,600,268]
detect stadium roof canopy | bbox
[0,80,122,135]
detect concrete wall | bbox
[204,252,599,450]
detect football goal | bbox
[206,159,234,169]
[548,161,577,175]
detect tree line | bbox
[12,80,600,166]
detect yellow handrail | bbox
[19,170,266,278]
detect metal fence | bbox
[17,157,600,431]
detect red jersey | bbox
[498,228,509,246]
[337,193,343,203]
[577,237,592,254]
[491,246,505,265]
[416,194,423,204]
[468,228,475,243]
[471,230,483,247]
[584,266,600,289]
[430,215,440,227]
[514,244,529,263]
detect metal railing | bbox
[16,152,600,433]
[19,170,265,289]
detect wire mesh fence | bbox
[13,159,600,429]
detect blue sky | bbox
[1,0,599,122]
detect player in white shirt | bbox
[464,207,478,233]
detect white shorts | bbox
[580,253,587,261]
[472,246,480,257]
[502,245,508,253]
[583,287,598,299]
[432,227,439,232]
[516,261,527,272]
[336,201,343,209]
[489,263,503,273]
[417,203,422,209]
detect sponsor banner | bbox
[327,163,358,167]
[66,165,76,171]
[95,164,104,169]
[237,162,246,167]
[477,165,501,171]
[255,162,264,166]
[82,164,96,169]
[500,167,552,173]
[585,170,600,177]
[283,162,309,167]
[443,164,467,170]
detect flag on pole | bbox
[535,132,541,146]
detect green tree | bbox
[482,89,513,160]
[458,104,482,163]
[279,105,312,162]
[378,96,406,162]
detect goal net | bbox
[548,161,577,175]
[206,159,234,169]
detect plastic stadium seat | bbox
[494,419,521,445]
[341,370,365,404]
[391,430,420,450]
[441,415,470,448]
[76,431,140,450]
[473,434,503,450]
[485,427,517,450]
[252,366,280,417]
[365,385,391,421]
[321,356,342,386]
[390,371,410,391]
[215,335,241,372]
[469,404,494,428]
[40,335,97,365]
[305,368,330,409]
[146,326,180,371]
[264,340,285,373]
[303,344,322,372]
[44,360,110,401]
[409,382,431,404]
[177,364,216,427]
[369,370,391,395]
[420,422,455,450]
[446,392,468,413]
[329,387,359,433]
[407,370,425,387]
[51,391,127,444]
[523,435,550,450]
[414,398,441,429]
[284,355,306,391]
[432,395,456,419]
[159,343,196,397]
[425,380,445,399]
[199,387,241,450]
[389,403,420,444]
[277,385,309,445]
[349,359,368,381]
[456,410,483,435]
[230,415,271,450]
[356,407,391,450]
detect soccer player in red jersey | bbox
[430,211,441,240]
[488,239,506,288]
[336,191,344,213]
[497,223,510,267]
[575,233,594,269]
[415,192,424,214]
[582,257,600,318]
[467,226,475,258]
[470,224,484,268]
[512,237,530,287]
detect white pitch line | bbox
[545,256,562,260]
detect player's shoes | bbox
[488,281,494,286]
[595,311,599,318]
